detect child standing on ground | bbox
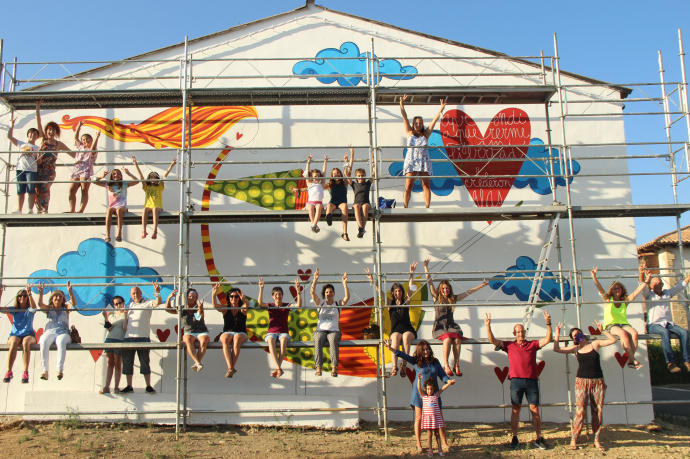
[345,147,374,238]
[7,118,40,213]
[93,168,139,242]
[131,156,176,239]
[418,374,455,456]
[69,121,100,213]
[293,154,328,233]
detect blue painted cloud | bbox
[388,131,464,196]
[513,139,581,195]
[28,238,173,317]
[489,255,571,302]
[292,41,417,87]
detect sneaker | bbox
[314,225,320,233]
[3,371,12,382]
[21,371,29,384]
[509,436,519,449]
[534,437,548,450]
[668,362,682,374]
[145,386,156,394]
[326,213,333,226]
[357,227,365,238]
[311,225,318,233]
[120,386,134,393]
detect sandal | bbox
[40,372,49,380]
[627,361,642,370]
[104,237,111,243]
[594,442,606,452]
[400,363,407,378]
[341,233,349,241]
[391,367,398,377]
[444,365,453,377]
[277,368,284,378]
[99,387,110,394]
[331,370,338,378]
[57,372,63,380]
[115,235,122,242]
[454,363,463,377]
[271,369,279,378]
[315,367,322,376]
[225,369,233,378]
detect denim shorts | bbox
[222,331,248,339]
[16,170,38,195]
[264,332,290,343]
[188,332,209,339]
[104,337,122,355]
[510,378,540,406]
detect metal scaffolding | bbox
[0,29,689,439]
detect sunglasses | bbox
[229,294,240,299]
[113,301,124,306]
[17,294,28,298]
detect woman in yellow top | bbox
[132,156,176,239]
[590,265,649,369]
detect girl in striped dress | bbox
[418,374,455,456]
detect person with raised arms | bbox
[485,310,553,450]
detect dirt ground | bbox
[1,418,689,458]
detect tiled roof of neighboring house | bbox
[637,225,690,253]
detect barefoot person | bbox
[590,266,648,369]
[485,310,553,450]
[642,271,690,373]
[553,321,616,452]
[399,94,445,208]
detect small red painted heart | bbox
[297,269,312,282]
[494,366,509,384]
[536,360,546,377]
[405,367,415,383]
[174,325,178,335]
[89,349,103,362]
[35,328,44,342]
[289,285,304,300]
[156,328,171,342]
[614,352,629,368]
[588,326,601,335]
[6,313,13,325]
[236,132,243,140]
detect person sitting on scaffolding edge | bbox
[485,310,553,450]
[640,265,690,373]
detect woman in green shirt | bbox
[591,266,649,369]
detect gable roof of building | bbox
[638,225,690,253]
[23,1,631,97]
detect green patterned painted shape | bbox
[207,169,303,210]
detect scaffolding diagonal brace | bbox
[523,214,561,332]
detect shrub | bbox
[647,340,690,385]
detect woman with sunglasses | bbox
[3,286,38,383]
[212,283,250,378]
[384,338,451,454]
[100,295,128,393]
[553,321,617,452]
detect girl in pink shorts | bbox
[93,168,139,242]
[293,154,328,233]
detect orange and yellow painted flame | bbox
[60,106,258,149]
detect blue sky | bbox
[1,0,689,246]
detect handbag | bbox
[69,325,82,344]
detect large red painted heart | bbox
[289,285,304,300]
[35,328,43,342]
[536,360,546,377]
[494,366,509,384]
[297,269,312,282]
[174,325,184,337]
[90,349,103,362]
[614,352,629,368]
[440,108,531,207]
[156,328,171,342]
[405,367,415,384]
[588,326,601,336]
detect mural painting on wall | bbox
[32,41,577,377]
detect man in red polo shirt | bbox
[485,310,552,450]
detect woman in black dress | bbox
[366,262,419,377]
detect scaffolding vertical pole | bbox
[553,34,582,329]
[0,40,4,93]
[658,51,685,286]
[365,52,383,428]
[174,36,189,438]
[370,38,389,441]
[1,60,18,285]
[679,29,690,176]
[543,83,573,420]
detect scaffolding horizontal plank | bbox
[0,334,664,352]
[0,86,556,110]
[0,204,686,227]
